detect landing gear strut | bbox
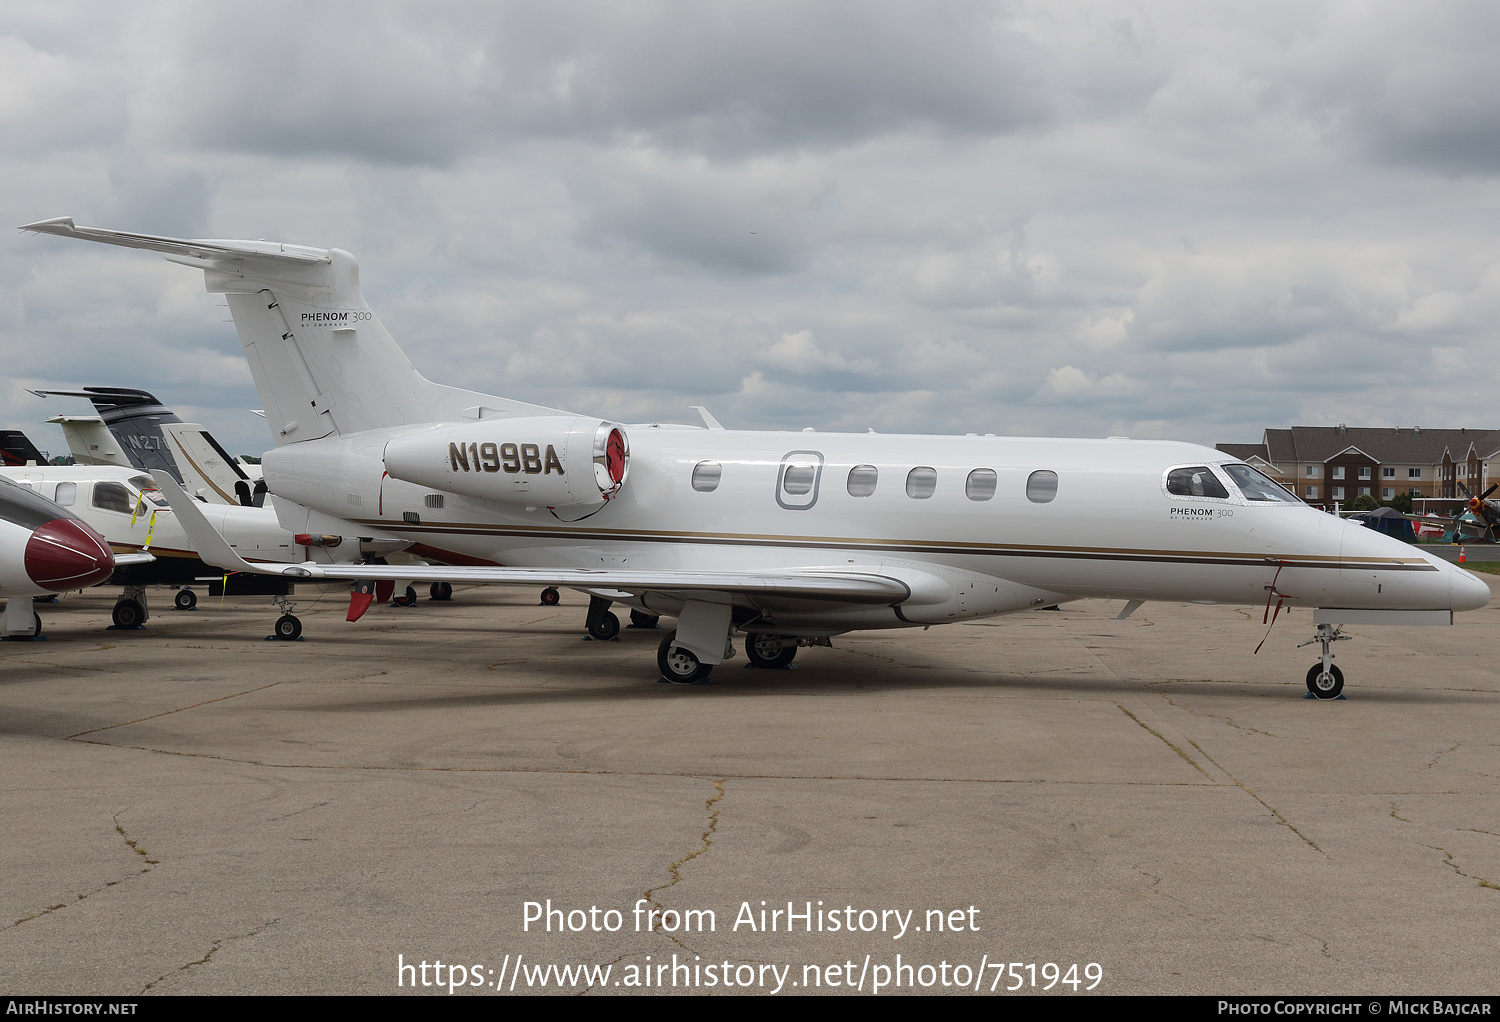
[271,594,302,641]
[585,595,620,641]
[111,587,149,630]
[745,633,798,669]
[1298,622,1350,699]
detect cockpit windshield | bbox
[128,474,170,507]
[1221,463,1301,503]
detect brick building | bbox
[1216,425,1500,511]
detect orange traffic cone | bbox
[1459,545,1467,563]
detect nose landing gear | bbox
[1298,623,1350,699]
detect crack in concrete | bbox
[1152,691,1292,739]
[1114,702,1215,781]
[5,814,157,930]
[139,918,277,994]
[1423,845,1500,890]
[640,778,725,954]
[1184,738,1325,857]
[57,737,1224,786]
[1425,743,1461,770]
[65,682,287,739]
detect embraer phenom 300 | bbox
[21,218,1489,696]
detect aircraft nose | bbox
[1451,565,1492,613]
[24,518,115,591]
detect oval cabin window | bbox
[782,464,816,495]
[691,461,722,492]
[1026,470,1058,504]
[847,465,878,497]
[966,468,997,501]
[906,467,937,499]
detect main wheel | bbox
[657,631,713,684]
[174,588,198,610]
[32,613,41,637]
[745,633,798,668]
[274,614,303,641]
[111,599,145,629]
[629,609,660,629]
[540,587,561,606]
[393,585,418,608]
[1305,663,1344,699]
[429,581,454,601]
[587,611,620,641]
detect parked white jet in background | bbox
[23,218,1491,697]
[0,460,363,636]
[0,475,117,638]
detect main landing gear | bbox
[1298,622,1351,699]
[585,595,620,641]
[428,581,453,602]
[111,587,149,630]
[271,594,302,641]
[656,630,725,684]
[540,587,561,606]
[173,588,198,611]
[744,633,798,669]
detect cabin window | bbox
[965,468,997,501]
[53,482,76,507]
[691,461,722,492]
[783,465,816,495]
[847,465,878,497]
[775,452,823,510]
[1026,470,1059,503]
[92,481,135,514]
[1166,466,1228,499]
[906,467,937,499]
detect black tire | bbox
[393,586,418,608]
[274,614,302,641]
[540,587,561,606]
[32,613,41,637]
[1305,663,1344,699]
[111,600,145,629]
[429,581,454,601]
[657,631,713,684]
[745,633,798,668]
[174,588,197,611]
[587,611,621,641]
[629,609,660,629]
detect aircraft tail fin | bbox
[21,219,567,444]
[0,430,46,467]
[162,422,251,505]
[31,387,183,480]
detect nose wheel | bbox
[1298,623,1351,699]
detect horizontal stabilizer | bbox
[18,218,329,267]
[151,471,909,605]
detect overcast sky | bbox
[3,1,1499,459]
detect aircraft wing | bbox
[19,218,329,267]
[149,472,909,604]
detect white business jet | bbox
[21,218,1490,696]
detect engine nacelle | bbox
[383,416,629,508]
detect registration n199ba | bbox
[21,218,1489,695]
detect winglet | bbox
[149,470,305,577]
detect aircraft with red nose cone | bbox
[0,475,117,638]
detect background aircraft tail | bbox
[21,220,567,445]
[0,430,46,467]
[30,387,183,480]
